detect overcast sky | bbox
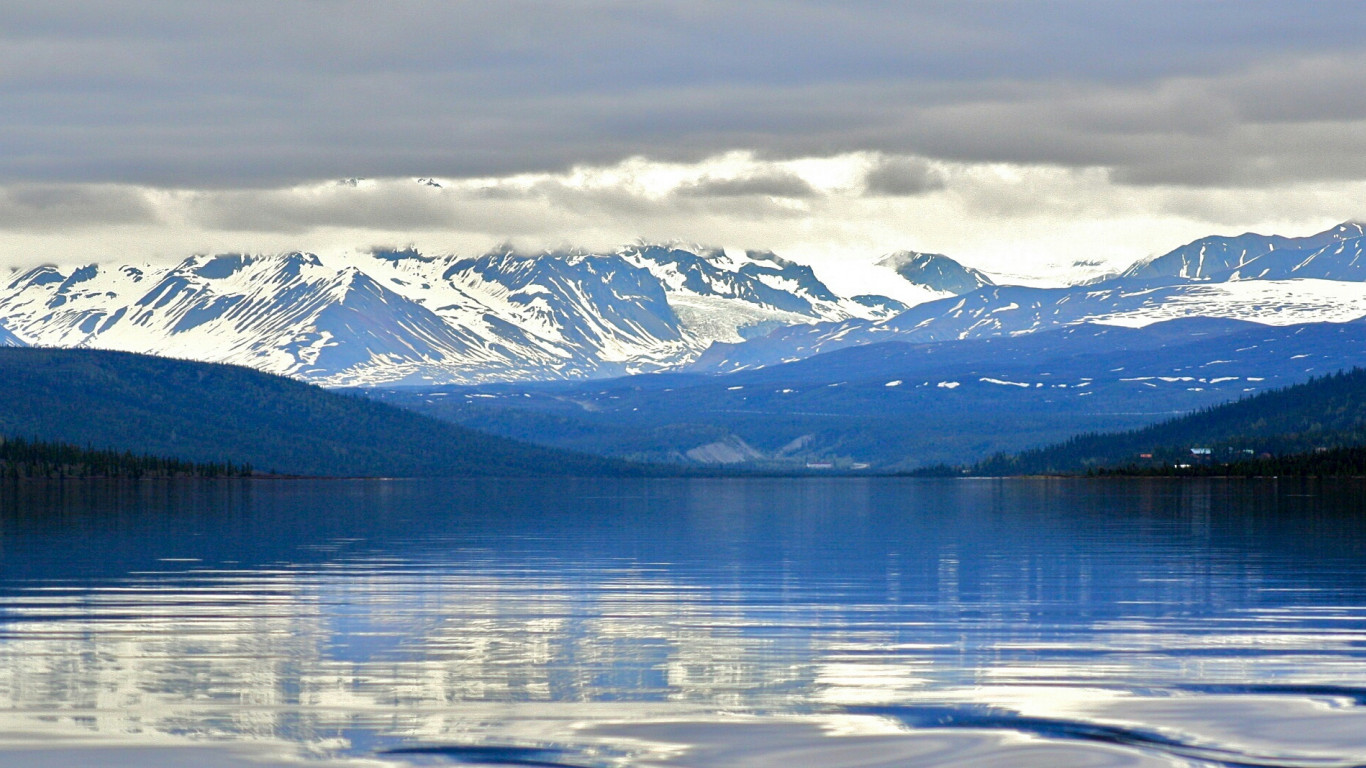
[5,1,1366,288]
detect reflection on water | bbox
[1,478,1366,766]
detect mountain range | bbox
[6,223,1362,389]
[693,222,1366,372]
[877,250,994,295]
[0,244,937,386]
[4,221,1366,468]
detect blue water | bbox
[1,477,1365,767]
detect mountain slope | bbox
[0,246,900,386]
[1118,221,1366,281]
[691,277,1366,373]
[877,251,994,294]
[0,321,22,347]
[0,348,643,477]
[371,316,1366,469]
[691,222,1366,373]
[977,366,1366,475]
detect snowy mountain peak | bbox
[7,264,65,291]
[1332,220,1366,238]
[744,249,794,268]
[0,244,903,386]
[876,251,995,294]
[1116,221,1366,283]
[0,320,24,347]
[182,253,259,279]
[369,246,430,263]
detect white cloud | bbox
[3,153,1364,296]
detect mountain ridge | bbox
[690,222,1366,373]
[975,366,1366,475]
[1117,221,1366,282]
[4,222,1366,386]
[371,315,1366,469]
[0,244,905,386]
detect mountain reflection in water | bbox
[1,477,1365,767]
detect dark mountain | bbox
[977,366,1366,475]
[0,348,643,477]
[369,317,1366,469]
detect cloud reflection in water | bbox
[0,477,1365,766]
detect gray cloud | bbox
[0,184,157,230]
[3,2,1366,189]
[863,157,946,196]
[674,170,817,198]
[187,186,463,234]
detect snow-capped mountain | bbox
[0,321,23,347]
[876,251,994,294]
[1118,221,1366,282]
[616,244,902,343]
[693,222,1366,373]
[0,245,901,385]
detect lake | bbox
[1,477,1365,767]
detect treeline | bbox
[975,368,1366,475]
[0,436,252,479]
[1092,445,1366,478]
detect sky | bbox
[5,1,1366,291]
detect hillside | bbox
[976,367,1366,475]
[0,348,644,477]
[370,317,1366,469]
[1091,445,1366,478]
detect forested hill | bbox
[0,348,646,477]
[977,367,1366,475]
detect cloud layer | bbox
[4,2,1366,287]
[6,1,1366,188]
[4,154,1364,295]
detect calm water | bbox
[2,478,1366,767]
